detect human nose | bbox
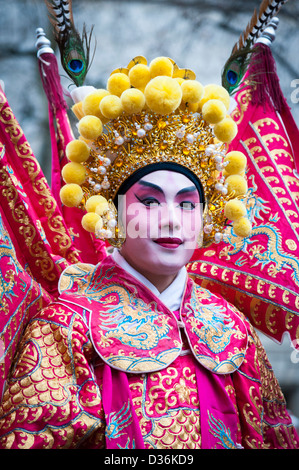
[159,202,181,234]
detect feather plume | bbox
[222,0,288,95]
[232,0,288,54]
[45,0,94,87]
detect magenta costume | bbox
[1,4,299,451]
[0,253,297,449]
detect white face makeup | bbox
[118,170,203,286]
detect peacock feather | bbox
[222,0,288,95]
[45,0,94,87]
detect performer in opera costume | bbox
[0,0,299,450]
[0,46,299,448]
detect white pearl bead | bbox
[186,133,195,144]
[204,224,213,234]
[98,166,106,175]
[176,130,185,139]
[214,232,223,242]
[137,128,146,138]
[103,158,111,167]
[107,219,117,228]
[105,229,113,239]
[102,178,110,189]
[115,136,124,146]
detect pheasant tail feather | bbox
[222,0,289,95]
[233,0,288,54]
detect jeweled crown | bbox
[60,56,252,247]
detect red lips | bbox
[153,238,183,249]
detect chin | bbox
[121,240,195,276]
[150,251,193,274]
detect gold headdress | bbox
[60,56,251,247]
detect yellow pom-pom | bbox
[78,115,103,140]
[223,170,246,179]
[71,102,85,120]
[81,90,110,124]
[81,212,101,233]
[128,64,151,90]
[233,217,252,238]
[85,195,108,213]
[100,95,123,119]
[144,76,182,115]
[224,151,247,175]
[95,199,110,216]
[82,89,110,118]
[149,57,173,78]
[66,139,90,163]
[202,99,226,124]
[60,184,83,207]
[61,162,86,185]
[121,88,145,114]
[214,117,238,143]
[183,101,200,112]
[224,199,247,221]
[199,84,230,111]
[181,80,204,104]
[225,174,248,197]
[107,73,130,97]
[95,217,104,233]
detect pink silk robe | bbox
[0,255,298,449]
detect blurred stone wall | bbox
[1,0,299,179]
[0,0,299,423]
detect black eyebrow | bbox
[138,180,196,196]
[177,186,197,196]
[137,180,164,193]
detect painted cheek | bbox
[126,204,147,239]
[181,208,202,243]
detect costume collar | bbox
[58,257,248,375]
[112,248,187,312]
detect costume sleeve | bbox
[233,321,299,449]
[254,328,299,449]
[0,303,105,449]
